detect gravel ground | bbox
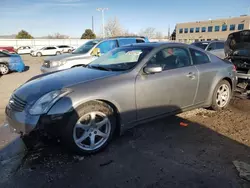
[0,55,250,188]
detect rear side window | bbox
[58,45,68,48]
[190,48,210,65]
[47,47,56,50]
[0,52,7,57]
[118,39,136,46]
[207,43,216,51]
[136,39,145,43]
[216,42,225,49]
[192,42,208,50]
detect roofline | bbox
[176,15,250,25]
[104,36,148,39]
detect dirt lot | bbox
[0,55,250,188]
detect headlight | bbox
[50,60,67,67]
[29,88,72,115]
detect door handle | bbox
[186,72,196,79]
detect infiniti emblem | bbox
[9,99,14,104]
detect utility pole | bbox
[97,8,108,38]
[92,16,94,33]
[168,25,170,40]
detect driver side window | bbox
[147,47,191,71]
[96,40,118,54]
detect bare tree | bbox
[139,27,156,39]
[123,29,137,36]
[155,31,163,39]
[104,17,124,37]
[48,33,70,39]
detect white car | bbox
[16,46,34,54]
[57,45,75,53]
[31,46,62,57]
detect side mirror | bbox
[91,48,101,57]
[144,64,163,74]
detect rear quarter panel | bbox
[196,54,236,106]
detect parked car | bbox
[225,30,250,80]
[0,46,16,54]
[6,42,237,155]
[16,46,34,54]
[31,46,62,57]
[41,36,149,73]
[57,45,75,53]
[191,40,226,59]
[0,51,25,75]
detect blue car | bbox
[0,51,25,75]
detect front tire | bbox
[62,101,116,155]
[37,52,42,57]
[56,51,61,55]
[0,63,9,75]
[211,80,232,111]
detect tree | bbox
[48,33,70,39]
[155,31,163,39]
[105,17,124,37]
[16,30,33,39]
[139,27,156,39]
[123,30,136,36]
[81,29,96,39]
[170,27,176,40]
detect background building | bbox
[176,15,250,43]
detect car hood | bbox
[45,53,90,61]
[225,30,250,57]
[14,67,118,103]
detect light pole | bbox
[97,8,108,38]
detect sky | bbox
[1,0,250,37]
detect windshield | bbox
[73,40,100,54]
[88,46,152,71]
[192,42,209,50]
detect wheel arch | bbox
[73,99,121,137]
[0,61,9,66]
[205,76,233,107]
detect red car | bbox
[0,46,16,54]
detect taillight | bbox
[233,65,236,71]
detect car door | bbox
[42,47,50,55]
[135,46,199,120]
[189,48,215,104]
[17,47,24,54]
[46,47,57,55]
[23,46,30,54]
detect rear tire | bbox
[68,49,72,53]
[37,52,42,57]
[0,63,9,75]
[62,101,116,155]
[210,80,232,111]
[56,51,61,55]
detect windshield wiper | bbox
[88,65,112,71]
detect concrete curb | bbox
[0,123,27,183]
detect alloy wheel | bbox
[0,64,9,75]
[216,84,230,107]
[73,111,111,151]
